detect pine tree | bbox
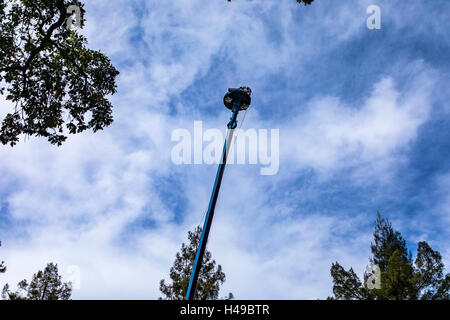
[379,250,414,299]
[159,226,233,300]
[0,240,5,274]
[329,262,373,300]
[370,213,411,272]
[329,213,450,300]
[2,262,72,300]
[412,241,450,300]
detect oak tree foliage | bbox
[329,213,450,300]
[0,0,119,146]
[159,226,233,300]
[2,262,72,300]
[296,0,315,5]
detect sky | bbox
[0,0,449,299]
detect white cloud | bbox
[280,68,434,181]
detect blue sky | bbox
[0,0,449,299]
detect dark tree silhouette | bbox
[159,226,233,300]
[297,0,315,5]
[0,0,119,146]
[2,262,72,300]
[329,213,450,300]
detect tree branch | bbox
[23,1,67,70]
[0,0,68,75]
